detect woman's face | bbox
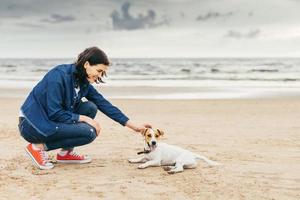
[84,61,108,83]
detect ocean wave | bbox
[0,58,300,87]
[1,64,17,68]
[31,69,50,72]
[249,69,279,73]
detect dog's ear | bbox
[141,128,149,136]
[157,129,164,137]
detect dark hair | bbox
[74,47,109,85]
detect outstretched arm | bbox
[125,120,152,133]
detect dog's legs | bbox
[138,160,161,169]
[167,162,184,174]
[163,166,176,171]
[167,153,197,174]
[182,155,198,169]
[128,157,148,163]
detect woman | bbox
[18,47,151,170]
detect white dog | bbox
[128,128,220,174]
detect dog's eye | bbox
[155,135,159,138]
[147,134,151,137]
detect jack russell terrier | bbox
[128,128,220,174]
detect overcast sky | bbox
[1,0,300,58]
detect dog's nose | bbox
[151,141,156,145]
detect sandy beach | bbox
[0,89,299,200]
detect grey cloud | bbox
[41,14,76,23]
[180,12,185,19]
[196,11,234,21]
[0,0,61,18]
[110,2,168,30]
[225,29,260,39]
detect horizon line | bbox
[0,56,299,59]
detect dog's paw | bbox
[167,170,176,174]
[128,159,134,163]
[163,166,174,171]
[137,164,147,169]
[167,169,183,174]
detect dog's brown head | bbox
[141,128,164,150]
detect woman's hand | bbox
[79,115,101,136]
[125,120,152,133]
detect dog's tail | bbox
[193,153,221,166]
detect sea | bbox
[0,58,299,99]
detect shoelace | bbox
[69,150,82,158]
[39,150,50,164]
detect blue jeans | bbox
[19,101,98,151]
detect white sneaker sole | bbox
[25,148,54,170]
[56,157,92,164]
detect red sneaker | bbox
[56,149,91,164]
[25,144,54,170]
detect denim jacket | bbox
[21,64,129,137]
